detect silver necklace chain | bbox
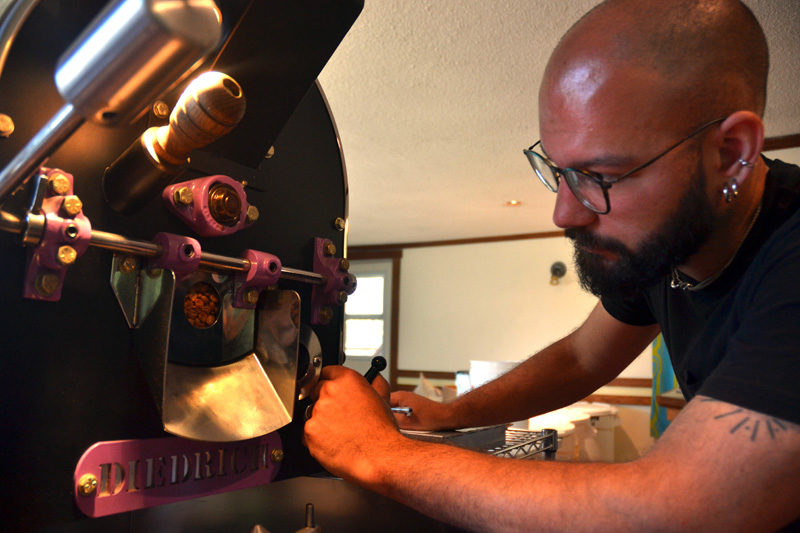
[670,202,763,291]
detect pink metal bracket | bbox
[233,249,282,308]
[149,232,202,280]
[23,169,92,301]
[311,237,357,325]
[162,175,255,237]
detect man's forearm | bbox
[364,435,646,532]
[445,336,613,429]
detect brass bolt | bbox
[339,258,350,271]
[57,245,78,265]
[35,273,60,296]
[245,288,260,305]
[313,356,322,367]
[337,291,348,304]
[153,100,170,119]
[0,113,14,137]
[246,205,260,224]
[119,255,138,274]
[323,242,336,257]
[77,474,98,496]
[173,186,193,206]
[319,307,333,323]
[48,173,71,196]
[62,195,83,217]
[270,449,284,463]
[333,217,346,231]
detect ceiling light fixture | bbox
[504,200,522,207]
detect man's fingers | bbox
[390,390,411,407]
[371,374,390,402]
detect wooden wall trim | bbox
[389,255,401,388]
[348,249,402,260]
[607,377,652,388]
[584,394,651,406]
[396,369,456,380]
[350,230,565,253]
[764,133,800,152]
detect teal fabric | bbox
[650,335,678,437]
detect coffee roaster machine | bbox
[0,0,443,530]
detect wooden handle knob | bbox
[153,71,246,166]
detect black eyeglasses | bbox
[523,118,725,214]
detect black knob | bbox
[363,356,387,383]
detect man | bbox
[304,0,800,530]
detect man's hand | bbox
[304,366,402,488]
[390,390,456,430]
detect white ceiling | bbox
[318,0,800,246]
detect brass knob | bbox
[35,273,60,296]
[48,173,71,196]
[57,245,78,265]
[173,186,193,206]
[77,474,98,496]
[62,195,83,217]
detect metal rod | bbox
[0,103,83,202]
[89,230,161,257]
[199,252,249,273]
[279,266,325,285]
[1,209,325,285]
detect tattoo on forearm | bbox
[700,399,796,441]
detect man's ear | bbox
[718,111,764,183]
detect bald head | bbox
[541,0,769,128]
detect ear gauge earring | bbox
[722,178,739,203]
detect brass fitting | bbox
[0,113,14,137]
[208,184,241,226]
[270,449,284,464]
[323,242,336,257]
[35,273,60,296]
[246,205,260,224]
[339,258,350,271]
[337,291,348,304]
[319,307,333,323]
[57,245,78,265]
[119,255,138,274]
[245,288,260,305]
[152,100,170,119]
[77,474,98,496]
[173,186,193,206]
[48,173,71,196]
[62,195,83,217]
[333,217,346,231]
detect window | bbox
[343,258,394,377]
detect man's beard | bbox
[566,160,717,299]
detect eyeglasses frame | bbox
[523,117,726,214]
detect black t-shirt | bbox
[602,158,800,425]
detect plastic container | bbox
[527,412,577,461]
[555,407,592,461]
[570,401,619,462]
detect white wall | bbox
[765,146,800,164]
[397,236,652,377]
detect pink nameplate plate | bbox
[74,433,282,517]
